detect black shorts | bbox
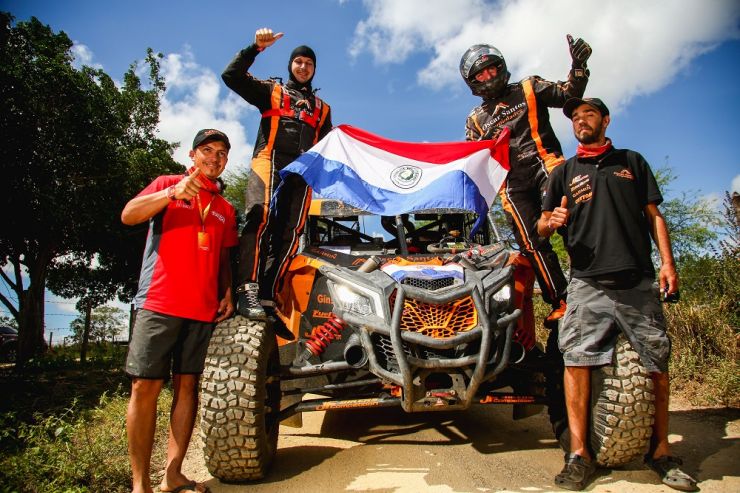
[124,309,214,379]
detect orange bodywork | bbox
[506,252,536,350]
[273,254,326,346]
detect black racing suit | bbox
[465,70,587,307]
[223,44,332,301]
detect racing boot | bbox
[236,283,266,320]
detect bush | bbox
[0,343,175,492]
[0,387,173,492]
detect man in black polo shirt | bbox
[538,98,697,492]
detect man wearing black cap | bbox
[538,98,697,492]
[223,27,333,320]
[121,129,237,493]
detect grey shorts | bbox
[559,276,671,373]
[125,309,214,379]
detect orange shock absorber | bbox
[294,315,347,366]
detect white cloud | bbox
[732,174,740,194]
[157,47,254,172]
[350,0,740,113]
[71,42,103,70]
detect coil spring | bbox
[304,315,346,356]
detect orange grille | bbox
[391,292,478,339]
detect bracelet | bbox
[166,185,176,201]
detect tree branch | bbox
[0,266,16,292]
[0,291,19,318]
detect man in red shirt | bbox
[121,129,238,493]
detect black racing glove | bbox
[567,34,592,70]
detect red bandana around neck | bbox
[187,166,221,194]
[576,138,612,159]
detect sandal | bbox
[644,455,698,492]
[554,453,596,491]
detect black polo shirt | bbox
[542,147,663,279]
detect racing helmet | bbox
[459,44,510,99]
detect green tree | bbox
[0,315,18,329]
[68,305,126,345]
[654,166,721,263]
[222,168,249,229]
[0,13,180,366]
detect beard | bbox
[575,121,604,144]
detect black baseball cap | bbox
[563,97,610,119]
[192,128,231,150]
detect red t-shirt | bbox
[133,174,239,322]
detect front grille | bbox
[372,333,412,372]
[401,276,456,291]
[390,292,478,339]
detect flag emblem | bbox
[390,165,422,189]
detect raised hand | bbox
[567,34,592,68]
[255,27,284,49]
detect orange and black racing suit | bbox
[223,44,332,301]
[465,70,587,308]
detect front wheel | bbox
[200,315,281,481]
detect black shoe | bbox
[554,453,596,491]
[645,455,698,491]
[236,283,266,320]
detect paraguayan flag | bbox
[279,124,510,219]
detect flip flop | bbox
[554,453,596,491]
[161,481,212,493]
[644,455,699,492]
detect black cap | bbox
[192,129,231,150]
[563,97,610,119]
[289,45,316,66]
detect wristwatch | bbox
[166,185,176,201]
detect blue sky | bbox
[2,0,739,342]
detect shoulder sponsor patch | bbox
[614,168,635,180]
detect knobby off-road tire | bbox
[200,315,281,481]
[547,331,655,467]
[590,334,655,467]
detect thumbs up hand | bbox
[174,168,202,201]
[548,196,570,231]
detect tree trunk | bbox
[16,247,54,369]
[17,285,46,367]
[80,300,92,363]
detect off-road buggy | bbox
[199,201,655,482]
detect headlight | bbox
[493,284,512,303]
[335,285,374,316]
[328,280,384,317]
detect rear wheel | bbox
[200,315,281,481]
[547,331,655,467]
[590,334,655,466]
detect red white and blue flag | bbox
[279,124,510,219]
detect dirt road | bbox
[182,402,739,492]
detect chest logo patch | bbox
[614,168,635,180]
[569,174,593,204]
[390,165,422,189]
